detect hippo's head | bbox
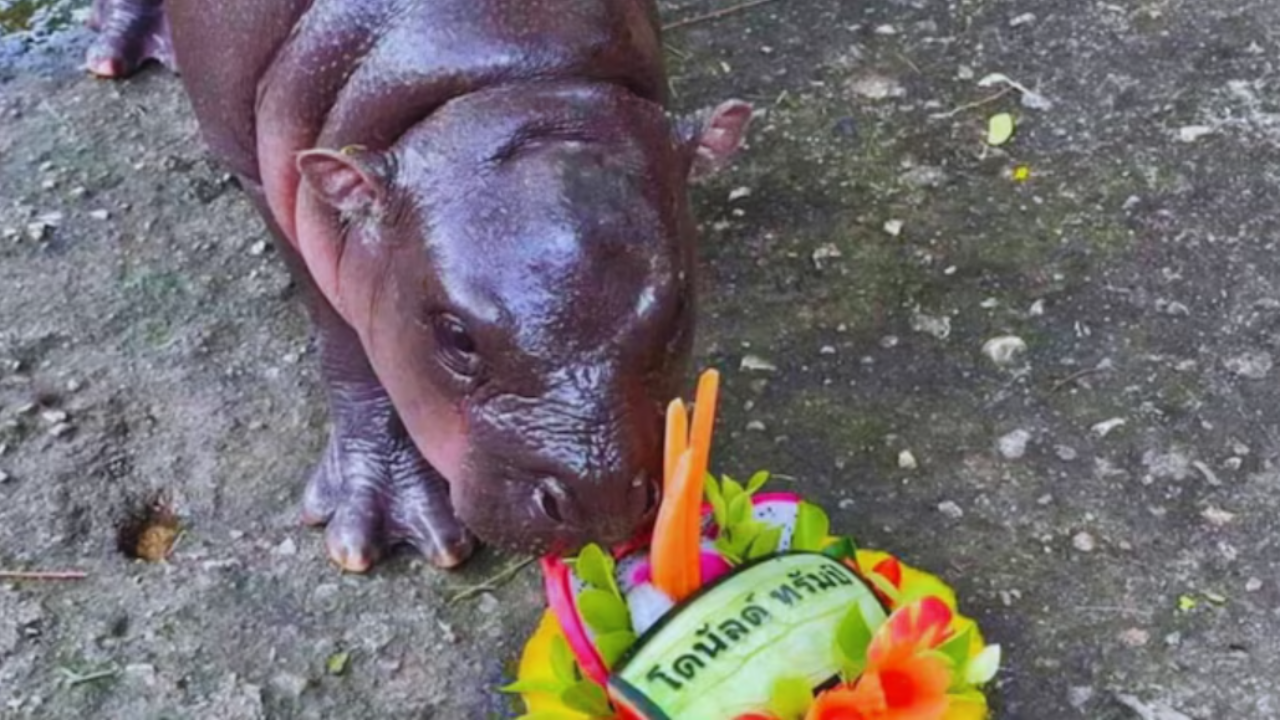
[294,84,751,555]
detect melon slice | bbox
[542,492,812,679]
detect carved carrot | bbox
[650,369,721,602]
[664,398,688,493]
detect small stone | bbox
[879,335,899,348]
[1246,577,1263,592]
[740,355,777,373]
[1055,445,1078,461]
[874,24,898,35]
[937,501,964,519]
[477,592,500,615]
[1029,299,1046,316]
[1224,457,1243,470]
[1037,494,1053,506]
[1072,532,1096,552]
[898,450,918,470]
[249,240,269,256]
[270,673,309,699]
[274,538,298,556]
[746,420,767,432]
[40,410,68,425]
[911,310,951,340]
[883,218,904,236]
[48,423,74,438]
[0,470,10,484]
[982,336,1027,365]
[1177,125,1214,143]
[1201,507,1236,526]
[957,65,975,81]
[1009,12,1037,26]
[997,429,1032,460]
[979,297,1000,309]
[25,223,49,242]
[1067,686,1094,709]
[1119,628,1150,647]
[66,379,83,393]
[838,498,855,510]
[1090,418,1126,437]
[728,186,752,202]
[88,209,111,221]
[811,243,842,269]
[1225,351,1272,379]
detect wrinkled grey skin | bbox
[86,0,753,571]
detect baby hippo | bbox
[87,0,752,571]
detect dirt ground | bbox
[3,0,1280,718]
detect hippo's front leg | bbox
[300,310,477,572]
[240,181,476,573]
[85,0,175,79]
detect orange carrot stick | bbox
[651,449,696,599]
[686,369,720,505]
[664,398,688,492]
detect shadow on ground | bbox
[3,0,1280,717]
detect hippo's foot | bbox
[85,0,174,79]
[301,429,476,573]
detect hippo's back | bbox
[168,0,667,187]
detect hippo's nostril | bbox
[534,481,567,525]
[640,474,660,515]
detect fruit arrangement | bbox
[503,370,1000,719]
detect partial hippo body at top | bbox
[86,0,753,572]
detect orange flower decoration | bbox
[805,598,956,720]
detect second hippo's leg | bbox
[85,0,175,79]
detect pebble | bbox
[1200,507,1235,526]
[746,420,767,432]
[1119,628,1150,647]
[740,355,777,373]
[1072,531,1096,552]
[1029,299,1046,316]
[48,423,75,438]
[873,24,897,35]
[1055,445,1078,461]
[883,218,904,237]
[1225,350,1272,379]
[1037,494,1053,505]
[40,410,68,425]
[879,335,899,349]
[910,310,951,340]
[1067,686,1095,709]
[1246,577,1263,592]
[982,336,1027,365]
[849,74,905,100]
[1090,417,1126,437]
[88,209,111,221]
[727,187,752,202]
[66,378,84,393]
[249,240,269,256]
[998,429,1032,459]
[820,345,836,355]
[1177,125,1215,143]
[273,538,298,556]
[25,223,50,242]
[811,243,842,269]
[898,450,918,470]
[477,592,500,615]
[0,470,10,484]
[937,501,964,519]
[270,673,309,699]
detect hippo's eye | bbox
[431,314,481,376]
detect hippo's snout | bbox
[531,470,661,543]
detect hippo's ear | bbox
[296,147,392,216]
[678,100,754,182]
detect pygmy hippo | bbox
[87,0,753,572]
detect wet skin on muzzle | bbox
[87,0,753,571]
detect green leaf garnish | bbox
[766,676,813,719]
[500,679,567,695]
[747,524,784,560]
[549,635,578,685]
[835,603,874,677]
[594,630,637,668]
[793,502,830,552]
[560,680,613,716]
[577,589,632,635]
[574,544,617,595]
[746,470,771,495]
[965,644,1001,685]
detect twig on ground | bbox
[1051,367,1107,392]
[58,665,120,688]
[0,570,88,581]
[929,87,1012,120]
[664,0,786,31]
[447,557,537,605]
